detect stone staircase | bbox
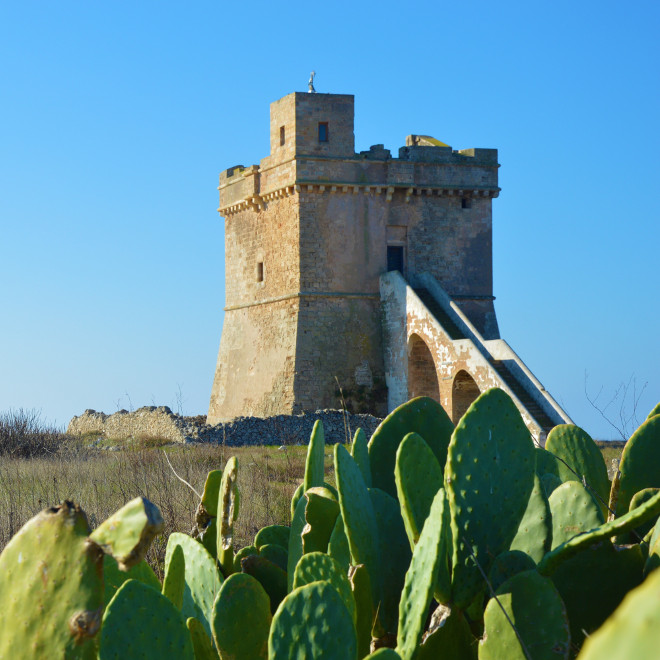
[414,286,557,435]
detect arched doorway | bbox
[452,370,480,423]
[407,334,440,402]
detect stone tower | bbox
[208,91,572,442]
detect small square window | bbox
[257,261,264,282]
[461,197,472,209]
[279,126,285,146]
[318,122,329,143]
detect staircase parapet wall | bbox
[483,339,574,427]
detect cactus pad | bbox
[445,388,535,608]
[396,488,449,659]
[304,419,326,493]
[370,486,411,633]
[616,415,660,517]
[417,605,477,660]
[292,551,356,623]
[578,554,660,659]
[89,496,164,571]
[241,554,287,614]
[162,542,185,609]
[488,550,537,592]
[187,617,218,660]
[217,456,239,577]
[395,432,443,547]
[327,514,351,571]
[268,580,357,659]
[103,554,160,605]
[99,580,194,659]
[352,427,372,487]
[0,501,104,659]
[545,424,610,515]
[549,480,604,549]
[258,543,288,571]
[480,569,570,660]
[550,541,644,649]
[254,524,290,550]
[165,532,222,642]
[211,572,271,660]
[539,488,660,575]
[509,473,552,562]
[369,396,454,497]
[301,486,340,554]
[335,443,382,612]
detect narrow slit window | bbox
[279,126,285,146]
[461,197,472,209]
[318,122,329,143]
[257,261,264,282]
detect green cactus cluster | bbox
[1,390,660,658]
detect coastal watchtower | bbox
[208,91,571,442]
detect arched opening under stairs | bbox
[407,334,440,402]
[452,370,480,424]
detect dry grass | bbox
[0,441,335,578]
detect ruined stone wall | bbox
[68,407,382,446]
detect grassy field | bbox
[0,439,335,577]
[0,433,624,577]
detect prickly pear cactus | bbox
[540,488,660,576]
[335,443,382,614]
[103,554,161,605]
[165,532,222,642]
[577,551,660,659]
[0,501,104,659]
[217,456,240,577]
[241,554,287,614]
[417,605,476,660]
[615,415,660,517]
[301,486,340,555]
[350,563,373,659]
[509,473,552,562]
[327,514,351,571]
[187,617,219,660]
[395,432,443,547]
[99,580,194,659]
[211,572,271,660]
[480,570,570,660]
[258,543,288,571]
[89,496,164,570]
[549,480,604,549]
[396,488,449,660]
[254,524,290,550]
[545,424,610,516]
[647,401,660,419]
[162,542,185,609]
[445,388,535,608]
[268,580,357,660]
[550,541,644,649]
[370,486,411,634]
[304,420,326,493]
[352,427,372,487]
[369,396,454,497]
[535,446,560,478]
[292,551,356,623]
[488,550,537,592]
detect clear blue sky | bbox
[1,1,658,439]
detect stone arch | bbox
[407,334,440,402]
[452,370,480,424]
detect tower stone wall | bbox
[208,91,502,424]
